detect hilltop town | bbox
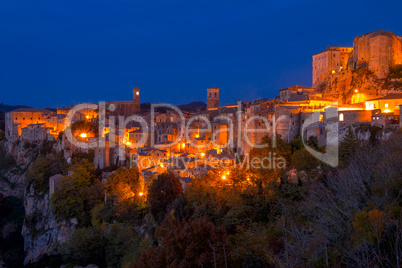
[1,30,402,267]
[4,30,402,184]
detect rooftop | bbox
[9,108,51,113]
[366,93,402,101]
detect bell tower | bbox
[133,87,140,113]
[207,87,219,110]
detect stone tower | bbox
[133,87,140,113]
[133,87,140,103]
[353,30,402,78]
[207,87,219,110]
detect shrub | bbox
[135,216,230,268]
[26,155,66,193]
[64,227,106,267]
[388,64,402,79]
[0,144,15,171]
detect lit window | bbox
[319,114,323,122]
[339,113,344,122]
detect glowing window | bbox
[385,103,388,108]
[319,114,323,122]
[339,113,344,122]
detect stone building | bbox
[353,30,402,78]
[128,127,153,148]
[371,113,399,128]
[5,108,51,141]
[207,87,219,111]
[365,93,402,113]
[106,87,141,118]
[313,46,353,84]
[313,30,402,86]
[49,174,63,196]
[20,123,53,143]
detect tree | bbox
[105,167,143,204]
[26,155,66,193]
[290,136,303,152]
[307,136,319,151]
[339,127,358,166]
[248,135,291,187]
[231,225,271,267]
[70,120,98,138]
[134,216,230,268]
[64,227,106,267]
[105,223,141,268]
[148,172,183,222]
[290,148,320,172]
[51,160,103,226]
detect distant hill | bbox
[140,101,207,113]
[0,103,31,114]
[0,111,4,131]
[178,101,207,112]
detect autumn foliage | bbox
[135,216,230,268]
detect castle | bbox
[313,30,402,86]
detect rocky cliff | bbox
[0,139,75,266]
[315,67,402,104]
[22,184,77,265]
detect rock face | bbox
[22,184,77,265]
[0,140,76,266]
[0,140,42,198]
[315,68,402,104]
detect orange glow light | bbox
[80,133,87,138]
[201,152,205,157]
[139,192,143,196]
[222,175,226,180]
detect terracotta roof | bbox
[208,154,235,160]
[279,85,315,91]
[9,108,51,113]
[366,93,402,101]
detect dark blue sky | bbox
[1,0,401,108]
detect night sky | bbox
[1,0,401,108]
